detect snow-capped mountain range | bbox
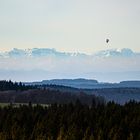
[0,48,139,58]
[0,48,86,58]
[95,48,140,57]
[0,48,140,82]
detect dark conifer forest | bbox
[0,80,140,140]
[0,80,35,91]
[0,101,140,140]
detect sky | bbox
[0,0,140,82]
[0,0,140,54]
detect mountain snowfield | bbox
[0,48,87,58]
[0,48,140,82]
[0,48,140,58]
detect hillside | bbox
[26,79,140,89]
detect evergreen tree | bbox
[89,134,95,140]
[57,127,65,140]
[127,133,133,140]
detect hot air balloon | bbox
[106,39,109,43]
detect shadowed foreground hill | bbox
[0,81,104,105]
[0,80,140,104]
[0,80,140,139]
[0,89,104,106]
[0,101,140,140]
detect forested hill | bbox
[0,101,140,140]
[0,81,140,139]
[0,80,35,91]
[0,80,140,104]
[26,79,140,89]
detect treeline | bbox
[0,80,35,91]
[0,100,140,140]
[0,89,105,105]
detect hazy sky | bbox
[0,0,140,53]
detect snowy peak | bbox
[0,48,139,58]
[95,48,139,57]
[0,48,69,58]
[2,48,88,58]
[8,48,28,57]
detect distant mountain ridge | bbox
[0,48,87,58]
[0,48,140,58]
[25,79,140,89]
[95,48,140,57]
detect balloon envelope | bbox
[106,39,109,43]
